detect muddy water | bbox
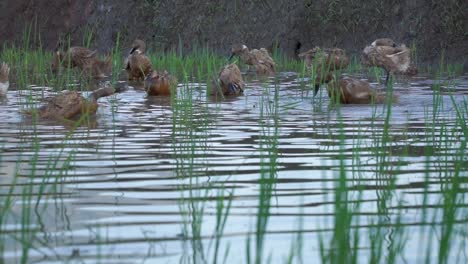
[0,74,467,263]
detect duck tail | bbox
[314,83,320,96]
[386,48,411,72]
[228,83,242,95]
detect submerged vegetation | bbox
[0,29,467,264]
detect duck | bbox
[361,38,417,85]
[125,39,153,81]
[299,47,350,72]
[325,76,396,104]
[230,44,276,76]
[33,83,115,120]
[210,63,245,96]
[298,47,350,95]
[145,70,177,96]
[52,47,111,78]
[0,62,10,96]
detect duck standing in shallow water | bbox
[145,70,177,96]
[34,84,115,120]
[325,76,396,104]
[298,47,350,95]
[52,47,112,78]
[230,44,276,76]
[210,63,245,97]
[361,38,417,85]
[126,39,153,81]
[0,63,10,96]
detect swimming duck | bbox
[125,39,153,81]
[0,62,10,96]
[230,44,276,76]
[361,38,416,85]
[35,84,115,120]
[145,70,177,96]
[52,47,112,78]
[210,63,245,96]
[298,47,350,95]
[325,76,396,104]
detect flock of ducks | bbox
[0,38,416,120]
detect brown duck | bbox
[210,63,245,96]
[52,47,112,78]
[299,47,350,72]
[298,47,350,95]
[325,76,396,104]
[361,38,417,85]
[34,84,115,120]
[126,39,153,81]
[230,44,276,76]
[0,62,10,96]
[145,70,177,96]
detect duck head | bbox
[229,44,249,61]
[130,39,147,55]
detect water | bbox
[1,73,467,263]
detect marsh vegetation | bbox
[0,32,467,264]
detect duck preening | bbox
[52,47,112,78]
[298,47,350,96]
[33,84,115,120]
[230,44,276,76]
[361,38,417,85]
[0,62,10,96]
[125,39,153,81]
[325,76,397,104]
[210,63,245,97]
[145,70,177,96]
[299,47,350,72]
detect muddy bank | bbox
[0,0,466,65]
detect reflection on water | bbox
[0,73,467,263]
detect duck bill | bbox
[228,53,235,61]
[129,47,137,55]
